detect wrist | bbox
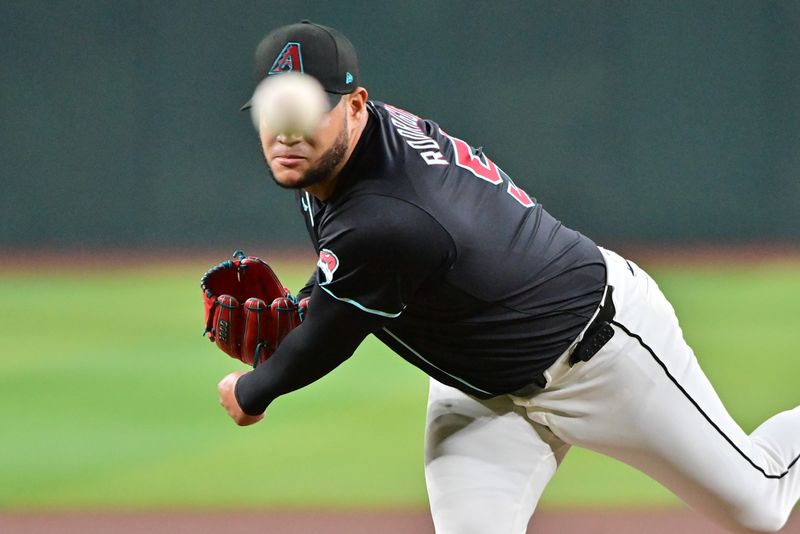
[234,372,266,416]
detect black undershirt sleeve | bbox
[234,283,388,415]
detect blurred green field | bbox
[0,256,798,511]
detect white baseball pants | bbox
[424,248,799,533]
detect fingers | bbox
[236,412,264,426]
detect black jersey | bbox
[236,101,606,414]
[298,101,605,397]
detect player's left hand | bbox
[217,371,264,426]
[201,250,303,368]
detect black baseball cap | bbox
[241,20,360,111]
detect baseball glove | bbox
[201,250,308,367]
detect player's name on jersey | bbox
[385,104,448,166]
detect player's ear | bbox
[346,87,368,118]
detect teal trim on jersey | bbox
[382,328,493,396]
[319,285,403,318]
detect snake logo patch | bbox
[317,249,339,285]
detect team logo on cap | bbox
[317,249,339,285]
[269,42,304,75]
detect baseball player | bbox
[216,21,800,533]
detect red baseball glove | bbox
[201,250,308,367]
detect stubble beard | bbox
[266,116,350,190]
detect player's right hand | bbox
[217,371,264,426]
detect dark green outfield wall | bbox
[2,1,798,250]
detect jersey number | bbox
[446,134,535,208]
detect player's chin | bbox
[269,166,311,190]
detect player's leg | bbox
[515,250,799,533]
[425,378,569,534]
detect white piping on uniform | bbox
[319,285,404,318]
[303,192,315,227]
[382,327,493,396]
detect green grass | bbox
[0,258,798,510]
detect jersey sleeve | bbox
[314,196,453,318]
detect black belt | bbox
[511,286,616,397]
[568,285,615,366]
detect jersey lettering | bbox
[407,138,441,151]
[507,180,535,207]
[421,150,449,166]
[385,104,448,166]
[444,131,535,208]
[446,136,502,185]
